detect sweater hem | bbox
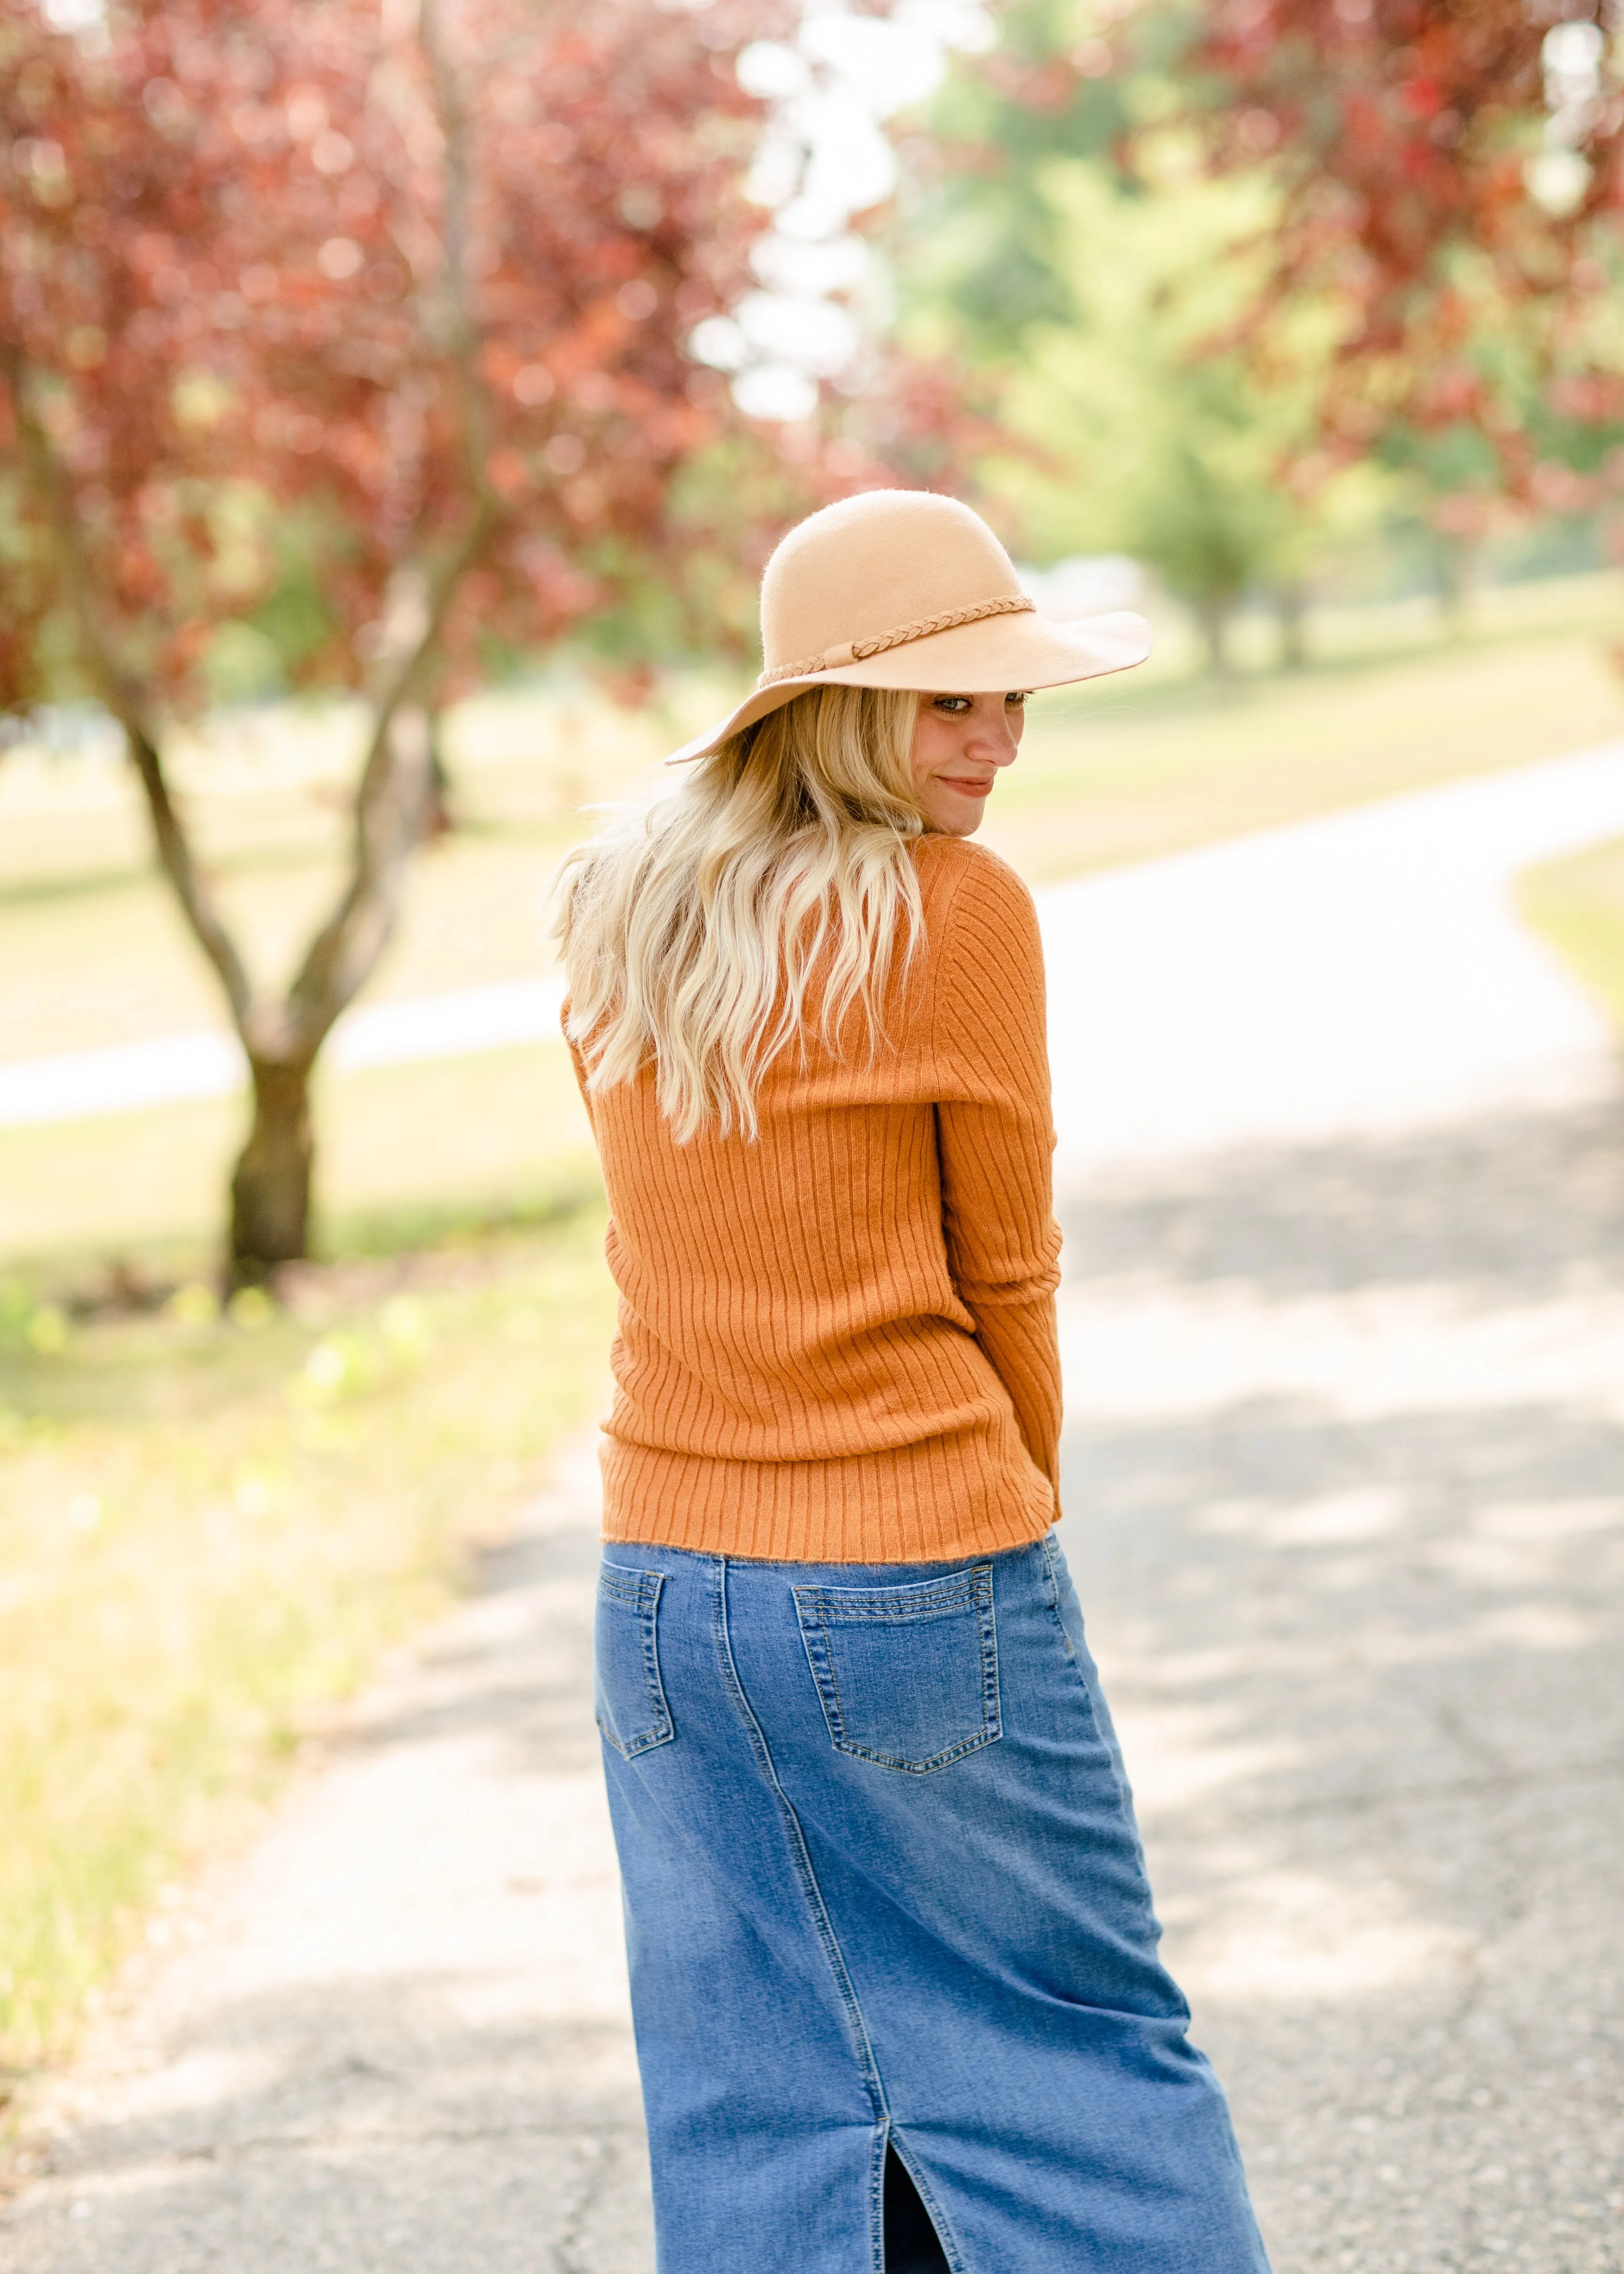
[599,1432,1056,1564]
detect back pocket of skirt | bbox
[595,1565,673,1758]
[792,1564,999,1774]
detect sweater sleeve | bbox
[928,846,1064,1501]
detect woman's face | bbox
[910,691,1026,837]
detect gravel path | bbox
[5,748,1624,2274]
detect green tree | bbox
[891,12,1379,670]
[992,161,1376,670]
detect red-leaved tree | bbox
[1171,0,1624,491]
[1,0,809,1279]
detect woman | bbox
[555,490,1269,2274]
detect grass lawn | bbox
[0,1194,616,2086]
[1518,835,1624,1035]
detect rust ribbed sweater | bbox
[566,833,1063,1563]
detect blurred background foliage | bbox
[7,0,1624,2086]
[890,0,1624,656]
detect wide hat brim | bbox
[665,607,1152,765]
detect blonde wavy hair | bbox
[554,684,926,1142]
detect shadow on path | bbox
[1063,1099,1624,1303]
[1057,1102,1624,2274]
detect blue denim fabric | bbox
[596,1533,1271,2274]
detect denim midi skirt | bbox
[595,1531,1270,2274]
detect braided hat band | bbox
[757,594,1037,690]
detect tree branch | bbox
[280,6,507,1054]
[1,344,255,1031]
[284,500,497,1048]
[419,0,496,512]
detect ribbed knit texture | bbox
[567,834,1063,1563]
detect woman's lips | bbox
[941,776,995,797]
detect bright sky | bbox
[687,0,996,421]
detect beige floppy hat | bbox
[667,487,1151,765]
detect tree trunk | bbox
[1434,535,1477,633]
[423,708,454,839]
[229,1056,315,1285]
[1275,583,1308,670]
[1195,596,1234,678]
[9,345,493,1288]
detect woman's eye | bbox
[1006,691,1028,707]
[933,697,971,714]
